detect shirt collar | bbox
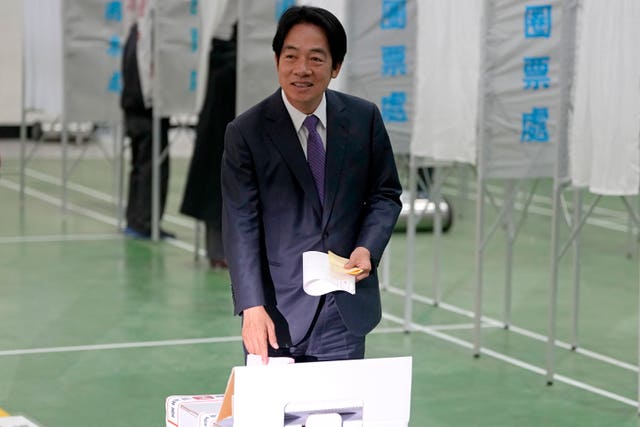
[281,90,327,132]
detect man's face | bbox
[276,23,341,114]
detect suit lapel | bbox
[265,90,322,217]
[322,91,348,229]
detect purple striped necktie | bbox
[303,114,326,206]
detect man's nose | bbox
[294,59,311,75]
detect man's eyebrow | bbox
[282,45,327,55]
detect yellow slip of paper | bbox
[328,251,363,275]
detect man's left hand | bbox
[344,246,371,282]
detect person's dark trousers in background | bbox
[124,114,170,235]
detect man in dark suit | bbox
[221,6,402,363]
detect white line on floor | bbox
[0,336,242,357]
[0,234,123,244]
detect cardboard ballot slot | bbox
[284,399,363,427]
[224,356,412,427]
[305,412,346,427]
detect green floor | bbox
[0,140,639,426]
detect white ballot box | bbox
[166,356,412,427]
[231,356,412,426]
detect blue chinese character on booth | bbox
[104,1,122,22]
[381,0,406,30]
[524,5,552,38]
[189,70,197,92]
[190,0,198,15]
[107,71,122,93]
[276,0,295,20]
[523,56,550,90]
[190,27,198,52]
[382,92,408,122]
[107,35,121,57]
[521,107,549,142]
[381,45,407,77]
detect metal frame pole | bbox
[194,221,202,262]
[473,0,490,357]
[546,179,562,385]
[151,5,160,241]
[19,69,27,210]
[381,243,391,292]
[431,166,442,305]
[60,0,68,215]
[151,114,160,241]
[116,118,126,230]
[404,154,418,332]
[546,0,577,385]
[473,174,485,357]
[570,187,582,349]
[502,179,516,328]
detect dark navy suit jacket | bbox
[221,89,402,347]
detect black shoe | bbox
[123,227,176,240]
[209,259,228,270]
[160,229,176,239]
[123,226,151,239]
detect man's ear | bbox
[331,62,342,79]
[274,53,280,67]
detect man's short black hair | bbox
[272,5,347,70]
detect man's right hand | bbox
[241,305,279,364]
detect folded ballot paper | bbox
[303,251,363,296]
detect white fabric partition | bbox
[23,0,63,116]
[64,0,124,122]
[155,0,201,116]
[479,0,570,180]
[345,0,417,155]
[24,0,125,121]
[236,0,288,115]
[410,0,481,164]
[569,0,640,195]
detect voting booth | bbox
[167,357,412,427]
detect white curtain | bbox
[23,0,63,117]
[570,0,640,195]
[410,0,481,164]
